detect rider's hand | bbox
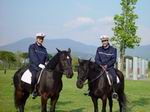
[103,65,107,69]
[100,65,107,70]
[38,64,45,69]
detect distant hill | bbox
[0,38,96,59]
[126,45,150,60]
[0,38,150,60]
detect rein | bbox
[83,67,106,85]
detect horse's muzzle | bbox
[66,72,73,78]
[65,68,73,78]
[76,80,83,89]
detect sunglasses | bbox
[101,40,108,42]
[37,37,44,40]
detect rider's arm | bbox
[45,49,49,63]
[29,45,40,66]
[107,48,117,68]
[95,48,102,65]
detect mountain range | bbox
[0,38,150,60]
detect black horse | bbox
[13,48,73,112]
[76,59,126,112]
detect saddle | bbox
[105,71,120,86]
[21,68,44,86]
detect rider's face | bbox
[36,37,44,45]
[101,40,109,47]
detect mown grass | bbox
[0,70,150,112]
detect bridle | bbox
[82,65,106,85]
[83,68,105,85]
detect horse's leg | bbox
[41,94,48,112]
[15,89,29,112]
[50,95,59,112]
[108,95,113,112]
[20,92,29,112]
[101,95,107,112]
[91,96,98,112]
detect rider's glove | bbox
[38,64,45,69]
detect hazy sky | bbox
[0,0,150,46]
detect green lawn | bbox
[0,70,150,112]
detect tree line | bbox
[0,51,78,74]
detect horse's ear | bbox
[68,48,71,53]
[56,48,61,52]
[89,58,92,62]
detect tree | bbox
[48,53,53,60]
[0,51,16,74]
[72,56,78,72]
[148,61,150,72]
[111,0,141,71]
[20,52,28,59]
[19,52,29,65]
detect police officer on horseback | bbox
[28,33,49,99]
[95,35,118,99]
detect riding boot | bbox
[112,78,118,99]
[32,84,38,99]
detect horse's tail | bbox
[13,68,22,108]
[122,92,127,111]
[116,69,128,111]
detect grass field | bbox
[0,70,150,112]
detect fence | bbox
[125,57,148,80]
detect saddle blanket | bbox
[106,72,120,86]
[21,69,32,84]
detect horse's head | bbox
[76,58,91,89]
[57,48,73,78]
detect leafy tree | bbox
[112,0,140,71]
[48,53,53,60]
[72,56,78,71]
[20,52,28,59]
[19,52,29,66]
[148,61,150,71]
[0,51,16,73]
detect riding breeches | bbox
[29,68,38,86]
[107,68,117,84]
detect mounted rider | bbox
[95,35,118,99]
[28,33,49,99]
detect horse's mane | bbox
[46,52,60,70]
[89,61,102,72]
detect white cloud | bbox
[62,16,150,46]
[98,16,114,25]
[62,16,114,45]
[63,16,114,43]
[64,16,114,30]
[64,17,95,29]
[98,16,113,24]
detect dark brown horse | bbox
[76,59,126,112]
[13,48,73,112]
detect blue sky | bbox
[0,0,150,46]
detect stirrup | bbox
[32,91,38,99]
[112,92,118,99]
[32,86,38,99]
